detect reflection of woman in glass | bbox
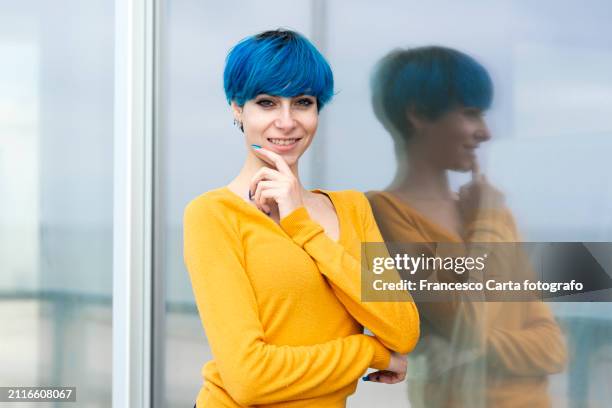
[183,30,420,408]
[367,46,566,407]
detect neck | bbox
[386,143,453,200]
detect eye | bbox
[464,108,484,118]
[256,98,275,108]
[295,97,315,107]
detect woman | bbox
[183,29,420,408]
[367,46,567,407]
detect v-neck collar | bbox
[374,190,463,243]
[221,186,345,244]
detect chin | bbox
[281,154,299,166]
[450,161,473,172]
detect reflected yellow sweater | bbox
[184,187,420,407]
[367,191,567,408]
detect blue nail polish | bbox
[248,190,253,200]
[361,376,370,382]
[251,144,261,149]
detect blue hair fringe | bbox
[224,30,334,111]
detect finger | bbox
[254,195,270,215]
[373,372,401,384]
[249,167,283,198]
[254,181,282,213]
[376,375,396,384]
[259,188,286,213]
[471,158,480,178]
[384,372,405,384]
[259,188,284,202]
[363,370,397,384]
[250,167,281,192]
[471,158,483,183]
[252,181,270,213]
[251,146,274,168]
[362,372,381,382]
[256,182,285,214]
[251,146,293,176]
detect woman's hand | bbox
[249,147,305,219]
[458,161,505,224]
[363,352,407,384]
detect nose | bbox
[274,106,296,132]
[475,121,491,143]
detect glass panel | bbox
[159,1,612,406]
[323,2,612,407]
[0,1,114,406]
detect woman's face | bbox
[412,106,491,171]
[233,94,318,166]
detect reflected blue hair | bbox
[224,29,334,111]
[371,46,493,140]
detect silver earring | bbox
[234,119,244,132]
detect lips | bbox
[267,138,301,146]
[463,145,478,159]
[266,137,302,152]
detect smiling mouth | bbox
[267,138,301,146]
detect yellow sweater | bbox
[184,187,420,407]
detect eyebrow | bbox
[254,94,315,100]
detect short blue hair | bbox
[371,46,493,140]
[224,29,334,111]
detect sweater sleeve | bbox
[487,301,567,376]
[279,192,420,355]
[183,198,390,407]
[475,212,568,376]
[464,208,518,243]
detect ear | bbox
[230,101,243,121]
[406,108,428,132]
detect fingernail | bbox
[361,376,370,382]
[248,190,253,200]
[251,144,261,149]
